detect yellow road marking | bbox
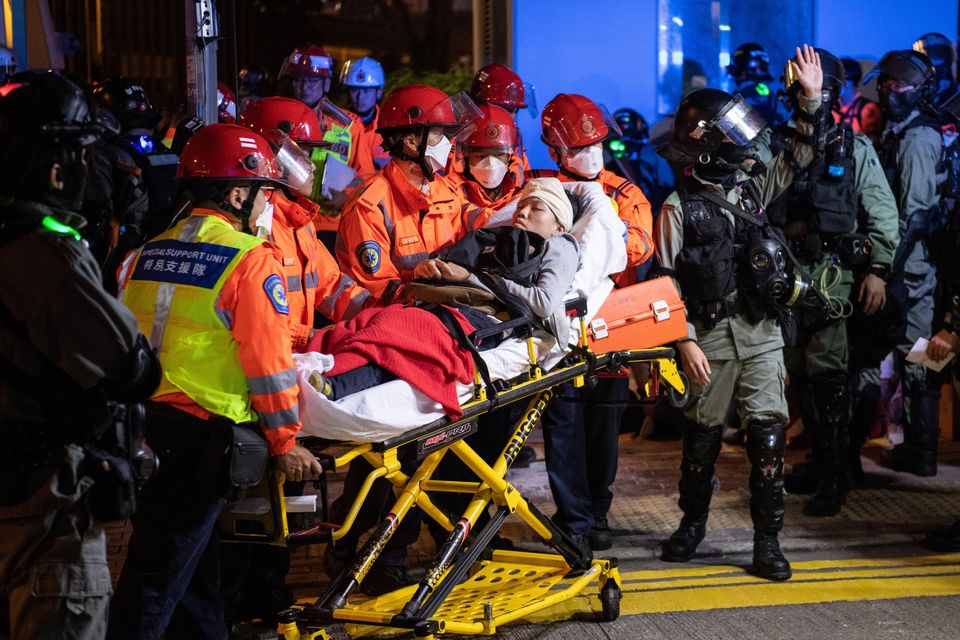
[524,555,960,622]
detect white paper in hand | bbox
[906,337,956,372]
[320,154,357,200]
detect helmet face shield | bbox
[265,131,315,193]
[442,91,484,141]
[712,95,766,146]
[317,97,352,127]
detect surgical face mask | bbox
[424,135,453,172]
[562,144,603,178]
[253,201,274,239]
[469,155,509,189]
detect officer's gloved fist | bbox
[276,444,323,482]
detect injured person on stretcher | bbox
[294,177,629,442]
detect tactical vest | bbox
[113,133,180,237]
[766,123,859,241]
[120,214,263,424]
[675,180,764,322]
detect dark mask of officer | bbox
[878,86,918,122]
[746,237,792,302]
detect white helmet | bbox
[340,56,385,88]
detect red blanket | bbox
[307,304,476,419]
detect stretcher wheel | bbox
[600,580,621,621]
[666,371,691,408]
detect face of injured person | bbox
[512,196,565,238]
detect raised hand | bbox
[791,44,822,99]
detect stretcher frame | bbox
[221,307,688,639]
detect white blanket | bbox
[296,181,626,443]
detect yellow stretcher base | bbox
[282,551,622,639]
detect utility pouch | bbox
[834,233,873,270]
[197,422,269,501]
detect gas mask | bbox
[469,155,509,189]
[745,237,809,306]
[878,87,918,122]
[424,135,453,172]
[562,144,604,178]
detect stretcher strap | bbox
[421,304,502,406]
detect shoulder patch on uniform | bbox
[355,240,381,274]
[263,274,289,315]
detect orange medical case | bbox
[584,277,687,353]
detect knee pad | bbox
[746,420,785,468]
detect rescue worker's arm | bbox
[614,180,655,267]
[654,198,711,387]
[0,231,158,398]
[219,245,302,457]
[314,242,373,324]
[335,195,403,300]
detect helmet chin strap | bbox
[221,183,261,234]
[414,129,438,183]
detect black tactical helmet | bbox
[913,32,956,81]
[0,73,111,206]
[92,77,160,129]
[613,108,649,141]
[727,42,773,82]
[841,57,863,86]
[783,47,844,112]
[660,88,766,163]
[866,50,937,121]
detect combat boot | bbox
[752,532,792,581]
[661,514,707,562]
[882,382,940,476]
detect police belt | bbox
[688,296,738,326]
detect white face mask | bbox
[562,144,604,178]
[469,155,509,189]
[424,135,453,172]
[253,201,274,239]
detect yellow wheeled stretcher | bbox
[219,286,689,639]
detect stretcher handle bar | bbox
[373,359,592,451]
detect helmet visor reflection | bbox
[713,94,766,146]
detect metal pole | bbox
[184,0,218,124]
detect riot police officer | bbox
[913,33,959,107]
[865,50,945,477]
[84,77,179,293]
[727,42,789,127]
[655,45,823,581]
[762,49,899,516]
[0,73,160,639]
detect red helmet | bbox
[470,63,527,109]
[240,96,323,145]
[217,82,237,123]
[178,124,281,183]
[279,44,333,79]
[462,103,518,153]
[378,84,456,132]
[541,93,619,149]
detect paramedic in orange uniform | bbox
[336,85,482,301]
[469,63,535,173]
[531,93,655,286]
[109,124,321,639]
[241,96,373,348]
[528,93,655,560]
[454,103,524,222]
